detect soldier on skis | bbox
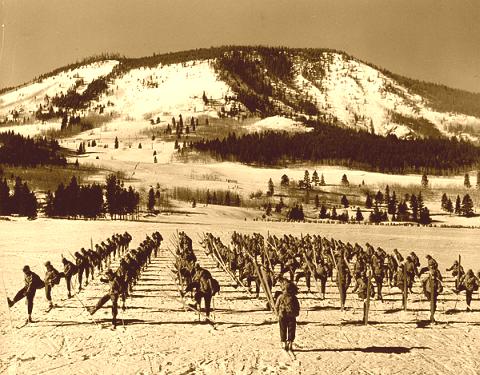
[275,280,300,352]
[7,265,45,323]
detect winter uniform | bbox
[7,266,45,322]
[275,281,300,351]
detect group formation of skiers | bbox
[5,228,479,351]
[201,231,479,348]
[6,232,134,325]
[87,231,163,327]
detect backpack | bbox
[278,293,299,318]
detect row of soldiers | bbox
[6,232,133,324]
[87,231,163,328]
[173,231,220,320]
[201,232,480,319]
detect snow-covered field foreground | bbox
[1,216,479,375]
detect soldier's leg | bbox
[320,277,326,298]
[90,294,111,314]
[111,294,118,326]
[45,284,52,303]
[66,275,72,297]
[287,316,297,344]
[26,290,36,319]
[306,272,311,292]
[85,265,90,285]
[466,290,473,310]
[376,276,383,300]
[12,287,27,304]
[78,267,84,290]
[27,295,34,316]
[194,291,202,310]
[204,293,212,317]
[278,316,287,345]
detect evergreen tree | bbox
[114,136,119,149]
[355,207,364,221]
[445,198,453,213]
[320,173,326,186]
[319,204,328,219]
[441,193,448,211]
[341,174,349,186]
[174,139,179,150]
[331,207,338,219]
[267,178,274,196]
[461,194,474,217]
[410,194,419,221]
[202,91,208,104]
[388,191,397,216]
[365,192,373,209]
[138,143,142,149]
[421,173,429,188]
[397,200,409,221]
[303,170,311,189]
[0,178,10,215]
[265,202,272,216]
[312,170,319,186]
[147,188,155,212]
[44,190,55,217]
[419,207,431,224]
[192,198,196,208]
[341,194,349,208]
[384,185,390,204]
[61,114,68,130]
[464,173,471,188]
[454,195,461,215]
[418,192,424,212]
[280,174,290,187]
[374,191,384,206]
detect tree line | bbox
[192,125,480,174]
[0,132,66,166]
[44,174,140,220]
[0,177,37,217]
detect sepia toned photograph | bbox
[0,1,479,374]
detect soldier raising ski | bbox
[44,261,62,310]
[7,265,45,323]
[61,256,77,298]
[88,269,124,328]
[455,269,479,312]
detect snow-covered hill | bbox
[1,47,479,141]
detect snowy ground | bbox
[1,216,479,375]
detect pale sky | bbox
[1,0,479,92]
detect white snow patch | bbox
[245,116,311,133]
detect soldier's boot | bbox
[7,297,14,308]
[87,306,97,315]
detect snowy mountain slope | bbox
[0,60,118,119]
[1,47,479,142]
[96,60,234,121]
